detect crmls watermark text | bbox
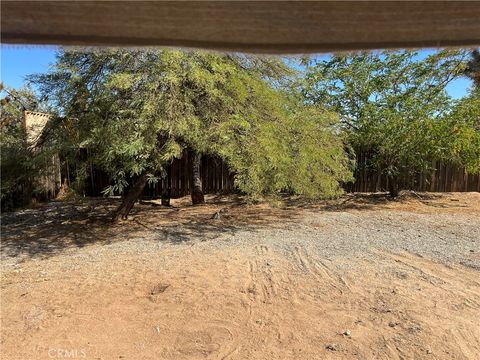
[48,348,86,358]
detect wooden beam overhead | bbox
[2,1,480,53]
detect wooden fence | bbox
[81,154,479,198]
[84,153,235,198]
[344,154,480,193]
[143,154,235,198]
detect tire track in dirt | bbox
[449,326,480,360]
[241,244,288,350]
[379,250,480,308]
[147,253,244,360]
[172,320,240,360]
[293,245,347,296]
[244,245,279,305]
[257,245,279,304]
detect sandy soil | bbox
[1,192,480,359]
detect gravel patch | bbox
[1,193,479,270]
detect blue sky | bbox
[1,45,473,99]
[1,46,58,88]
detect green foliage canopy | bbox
[31,49,352,199]
[0,85,51,209]
[302,50,479,189]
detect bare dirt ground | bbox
[1,192,480,359]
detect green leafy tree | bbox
[32,49,352,219]
[465,49,480,89]
[221,102,354,199]
[0,85,46,209]
[436,92,480,174]
[302,50,477,196]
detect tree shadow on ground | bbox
[280,191,472,212]
[0,195,305,261]
[1,199,122,261]
[2,192,475,261]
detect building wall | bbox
[23,111,62,199]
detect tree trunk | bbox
[191,151,204,205]
[388,175,399,198]
[112,173,148,221]
[161,164,171,206]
